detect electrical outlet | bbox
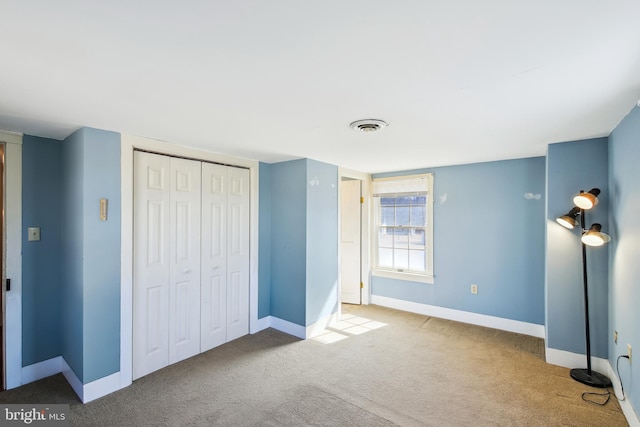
[614,331,618,344]
[28,227,41,241]
[628,344,632,363]
[471,284,478,294]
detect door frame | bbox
[337,168,371,315]
[121,134,260,387]
[1,131,22,390]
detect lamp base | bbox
[570,368,612,388]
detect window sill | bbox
[372,269,434,284]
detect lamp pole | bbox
[569,208,612,388]
[579,208,593,375]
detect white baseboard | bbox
[251,316,271,334]
[23,357,124,404]
[82,371,122,404]
[371,295,545,338]
[266,313,339,340]
[306,312,338,339]
[268,316,306,339]
[21,356,64,384]
[544,347,610,373]
[59,358,123,403]
[60,358,84,402]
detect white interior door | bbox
[133,152,171,380]
[168,158,202,364]
[340,179,361,304]
[226,166,250,341]
[200,163,228,351]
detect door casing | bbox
[1,132,22,390]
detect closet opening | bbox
[132,150,250,380]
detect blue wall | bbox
[80,128,121,383]
[60,127,121,384]
[608,105,640,414]
[270,159,307,326]
[372,157,546,325]
[264,158,339,328]
[545,138,609,358]
[61,130,85,381]
[21,136,62,366]
[305,160,338,326]
[258,162,272,319]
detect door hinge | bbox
[6,278,10,291]
[360,282,364,289]
[360,196,364,204]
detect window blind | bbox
[372,174,430,196]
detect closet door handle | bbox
[184,269,192,274]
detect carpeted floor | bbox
[0,304,628,426]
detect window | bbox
[372,174,433,283]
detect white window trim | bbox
[371,173,434,284]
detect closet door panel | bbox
[226,167,250,342]
[201,163,228,351]
[168,158,202,364]
[133,152,171,380]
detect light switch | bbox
[28,227,41,241]
[100,198,108,221]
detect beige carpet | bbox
[0,304,628,426]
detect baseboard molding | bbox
[21,356,64,384]
[266,313,339,340]
[544,347,610,373]
[306,312,338,339]
[59,358,123,404]
[82,372,122,404]
[22,357,124,404]
[268,316,306,339]
[371,295,545,338]
[251,315,272,334]
[60,359,84,402]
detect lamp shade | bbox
[556,207,580,229]
[573,188,600,210]
[581,223,611,246]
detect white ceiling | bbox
[1,1,639,173]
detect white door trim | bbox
[121,134,260,386]
[1,131,23,389]
[337,168,371,315]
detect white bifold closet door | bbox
[133,151,249,380]
[200,163,250,351]
[133,152,202,379]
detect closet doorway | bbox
[133,151,250,380]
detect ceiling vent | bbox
[350,119,388,133]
